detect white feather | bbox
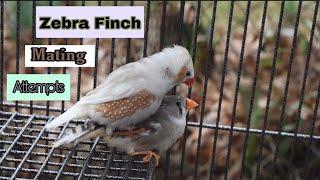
[45,103,87,129]
[46,45,192,130]
[52,126,87,148]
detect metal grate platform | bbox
[0,111,156,180]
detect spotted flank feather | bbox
[96,90,156,121]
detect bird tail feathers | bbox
[45,104,86,130]
[52,126,105,148]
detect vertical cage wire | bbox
[210,1,251,179]
[29,0,36,115]
[164,1,185,179]
[272,1,302,178]
[143,0,151,58]
[15,0,20,112]
[76,0,85,103]
[255,1,285,177]
[217,2,234,179]
[125,1,133,64]
[193,1,216,179]
[179,0,201,178]
[93,0,101,89]
[108,0,117,74]
[60,0,69,115]
[238,1,268,179]
[287,1,319,177]
[303,75,320,176]
[46,0,53,117]
[0,0,3,111]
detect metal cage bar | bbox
[272,1,303,178]
[239,1,268,179]
[15,0,20,112]
[0,1,4,111]
[10,117,53,179]
[45,0,53,117]
[303,73,320,176]
[219,2,234,179]
[287,1,319,177]
[29,0,36,115]
[193,1,216,179]
[179,0,201,178]
[255,1,285,177]
[0,111,153,179]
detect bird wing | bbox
[135,110,169,136]
[80,61,146,105]
[131,111,184,153]
[46,61,154,130]
[95,90,157,122]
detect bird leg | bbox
[128,150,160,166]
[112,128,146,137]
[83,119,93,130]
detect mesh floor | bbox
[0,111,156,180]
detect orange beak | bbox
[183,77,195,88]
[186,98,198,110]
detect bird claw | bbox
[143,151,160,166]
[129,150,160,167]
[84,119,93,130]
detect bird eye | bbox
[176,101,181,106]
[186,71,191,77]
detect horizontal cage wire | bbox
[0,0,320,179]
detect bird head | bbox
[159,45,195,88]
[161,95,198,118]
[171,45,194,88]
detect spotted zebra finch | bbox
[45,45,194,136]
[52,95,198,166]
